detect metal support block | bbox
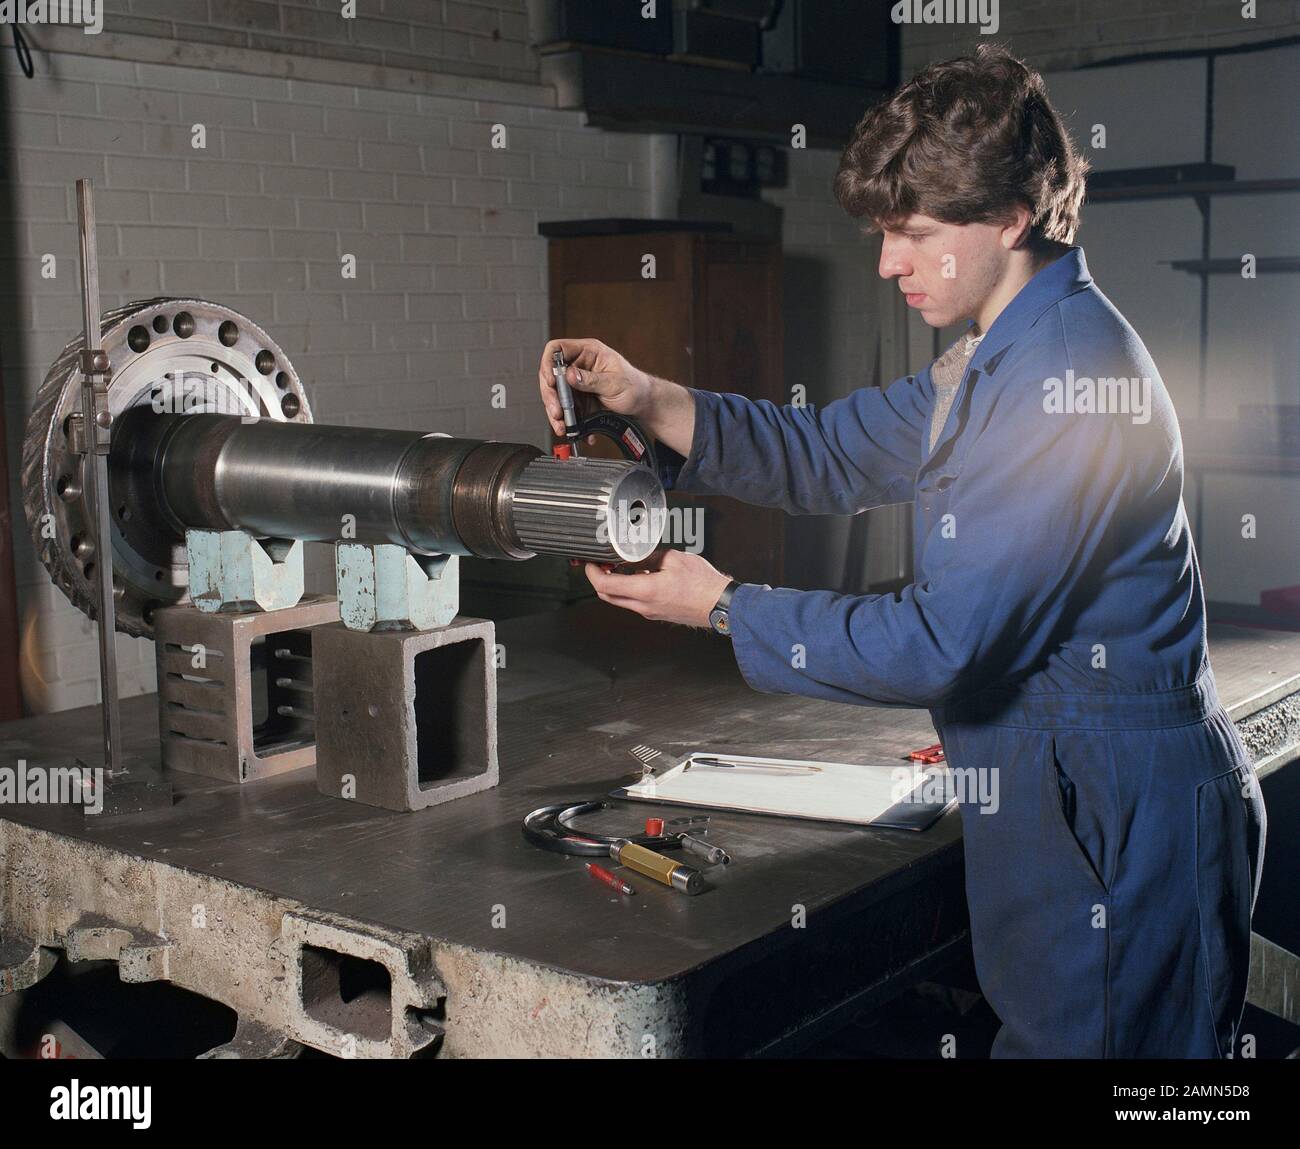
[313,617,498,812]
[153,595,340,783]
[188,529,304,614]
[336,543,459,632]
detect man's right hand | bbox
[537,338,652,439]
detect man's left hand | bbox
[584,548,731,628]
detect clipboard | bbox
[610,752,956,831]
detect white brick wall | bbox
[96,0,536,84]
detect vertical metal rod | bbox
[76,178,122,774]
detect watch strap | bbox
[714,578,740,613]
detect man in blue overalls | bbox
[538,46,1266,1058]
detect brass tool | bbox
[609,839,704,895]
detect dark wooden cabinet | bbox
[545,223,785,586]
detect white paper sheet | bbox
[612,752,955,830]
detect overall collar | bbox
[922,247,1092,464]
[967,246,1092,377]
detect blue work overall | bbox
[657,248,1267,1058]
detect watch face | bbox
[709,608,731,636]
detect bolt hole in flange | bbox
[127,325,150,352]
[152,314,167,334]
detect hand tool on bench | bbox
[677,832,731,866]
[521,801,678,856]
[609,839,704,896]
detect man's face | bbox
[876,213,1011,329]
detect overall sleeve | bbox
[724,358,1134,709]
[657,373,933,515]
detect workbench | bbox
[1,605,1297,1057]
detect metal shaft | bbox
[76,178,122,774]
[113,411,666,564]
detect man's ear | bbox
[1001,204,1034,250]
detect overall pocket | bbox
[1046,734,1112,897]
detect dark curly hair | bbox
[834,44,1088,252]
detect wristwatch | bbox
[708,579,741,637]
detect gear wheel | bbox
[22,298,312,637]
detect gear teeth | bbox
[511,456,663,562]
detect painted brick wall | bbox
[96,0,537,83]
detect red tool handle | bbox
[905,743,945,764]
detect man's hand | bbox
[585,548,731,629]
[537,337,653,439]
[536,337,698,459]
